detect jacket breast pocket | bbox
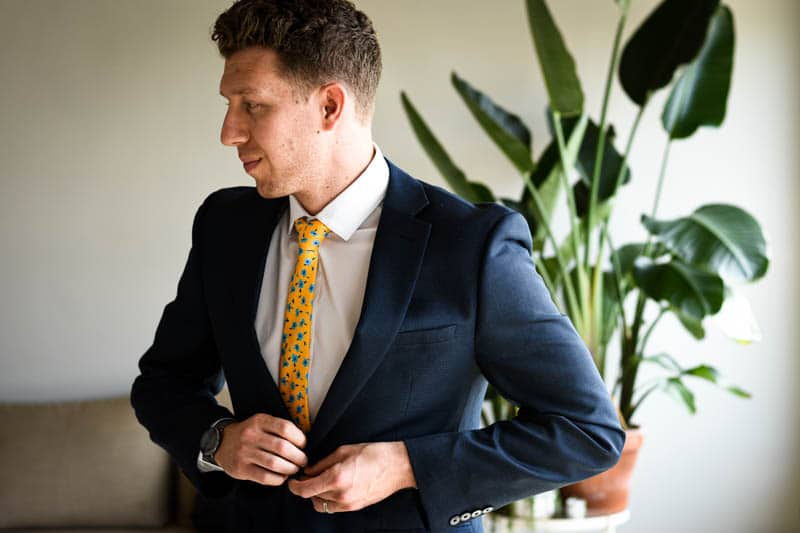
[392,324,457,346]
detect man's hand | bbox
[287,441,417,513]
[214,413,308,486]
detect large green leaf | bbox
[665,377,696,414]
[619,0,719,106]
[633,256,724,321]
[549,115,632,218]
[682,364,751,398]
[662,5,735,139]
[400,91,495,203]
[526,0,584,116]
[610,241,670,288]
[641,203,769,283]
[572,124,631,218]
[673,308,706,339]
[451,72,536,174]
[641,354,752,401]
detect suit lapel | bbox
[227,193,293,421]
[228,159,431,452]
[306,160,430,452]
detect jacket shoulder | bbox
[416,178,517,228]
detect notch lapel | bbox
[226,193,293,421]
[305,160,430,453]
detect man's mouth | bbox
[243,158,262,171]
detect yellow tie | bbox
[278,217,331,432]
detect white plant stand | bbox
[484,509,630,533]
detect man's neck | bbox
[294,139,375,216]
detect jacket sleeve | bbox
[403,209,626,529]
[130,192,237,501]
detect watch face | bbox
[200,427,220,453]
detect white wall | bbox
[1,1,797,532]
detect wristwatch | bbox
[200,417,236,466]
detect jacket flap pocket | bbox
[393,324,456,346]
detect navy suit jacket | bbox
[131,158,625,533]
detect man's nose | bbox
[220,110,249,146]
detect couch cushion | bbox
[0,395,171,529]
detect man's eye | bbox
[245,102,261,111]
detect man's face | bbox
[219,46,323,199]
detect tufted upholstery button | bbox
[449,515,461,526]
[471,510,482,518]
[482,506,494,514]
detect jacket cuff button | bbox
[449,516,461,526]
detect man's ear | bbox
[318,82,346,130]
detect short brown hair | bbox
[211,0,382,124]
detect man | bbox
[130,1,626,532]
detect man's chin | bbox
[254,180,285,199]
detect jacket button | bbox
[460,512,472,521]
[482,506,494,514]
[449,516,461,526]
[471,510,482,518]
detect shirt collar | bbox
[287,142,389,242]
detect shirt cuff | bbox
[197,449,225,473]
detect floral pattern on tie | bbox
[278,216,331,432]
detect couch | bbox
[0,387,235,532]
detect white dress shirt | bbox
[198,143,390,472]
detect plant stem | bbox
[584,4,629,266]
[552,111,590,332]
[533,254,558,306]
[520,171,584,330]
[596,225,630,381]
[628,382,660,420]
[637,305,668,356]
[620,134,674,423]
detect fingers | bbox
[243,463,290,487]
[256,413,307,451]
[214,413,309,486]
[244,424,308,469]
[247,445,302,476]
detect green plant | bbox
[401,0,767,435]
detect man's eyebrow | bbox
[219,88,264,97]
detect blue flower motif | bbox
[296,406,303,414]
[308,284,315,293]
[302,358,309,367]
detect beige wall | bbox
[1,1,798,532]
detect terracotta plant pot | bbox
[559,427,644,516]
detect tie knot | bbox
[294,217,331,250]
